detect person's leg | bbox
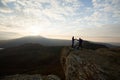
[80,44,82,50]
[72,42,74,48]
[71,44,73,48]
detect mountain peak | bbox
[20,35,47,39]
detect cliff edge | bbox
[61,47,120,80]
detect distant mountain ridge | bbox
[0,36,113,49]
[0,36,71,48]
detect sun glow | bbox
[28,26,40,36]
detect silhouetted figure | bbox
[78,38,83,49]
[72,36,75,48]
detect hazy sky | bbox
[0,0,120,42]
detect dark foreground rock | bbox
[1,74,61,80]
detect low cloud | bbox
[0,31,21,40]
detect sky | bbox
[0,0,120,42]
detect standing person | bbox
[72,36,75,48]
[78,38,83,49]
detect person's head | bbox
[72,36,74,38]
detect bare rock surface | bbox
[61,47,108,80]
[1,74,61,80]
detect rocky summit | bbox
[61,47,120,80]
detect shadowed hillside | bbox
[82,41,108,50]
[0,43,65,79]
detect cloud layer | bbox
[0,0,120,41]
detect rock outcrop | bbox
[1,74,61,80]
[61,47,107,80]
